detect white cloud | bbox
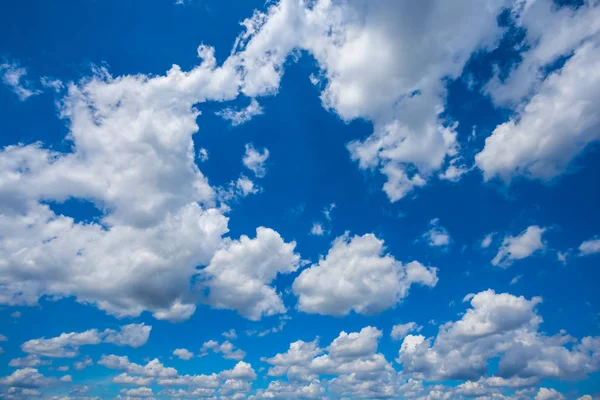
[120,387,153,398]
[310,222,324,236]
[11,311,21,319]
[201,340,246,360]
[477,39,600,182]
[74,356,92,371]
[59,375,72,382]
[0,334,6,341]
[579,236,600,256]
[535,388,566,400]
[422,218,451,247]
[0,60,42,101]
[0,368,55,388]
[218,361,257,381]
[217,98,264,126]
[229,0,511,201]
[103,324,151,348]
[481,233,495,249]
[9,355,52,368]
[510,275,523,285]
[398,289,600,383]
[492,226,546,267]
[197,147,209,162]
[113,373,154,386]
[222,329,237,340]
[98,355,178,378]
[391,322,422,341]
[21,324,150,358]
[242,143,270,178]
[293,232,438,316]
[173,348,194,360]
[199,227,300,320]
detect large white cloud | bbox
[293,233,438,316]
[398,289,600,383]
[199,227,300,320]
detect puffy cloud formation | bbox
[217,98,264,126]
[20,324,150,358]
[242,143,270,178]
[492,226,546,267]
[391,322,422,341]
[422,218,451,248]
[0,368,55,388]
[293,233,438,316]
[398,289,600,382]
[172,348,194,360]
[579,236,600,256]
[201,340,246,360]
[199,227,300,320]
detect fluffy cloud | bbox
[391,322,422,341]
[422,218,451,247]
[20,324,150,358]
[201,340,246,360]
[578,236,600,256]
[310,222,324,236]
[0,368,55,388]
[199,227,300,320]
[242,143,270,178]
[9,355,52,368]
[398,289,600,383]
[218,361,257,381]
[262,326,395,398]
[222,329,237,340]
[172,348,194,360]
[112,373,154,386]
[0,60,42,101]
[217,99,264,126]
[98,355,178,378]
[293,233,438,316]
[492,226,546,267]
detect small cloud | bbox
[11,311,21,318]
[481,233,494,249]
[0,60,42,101]
[323,203,336,221]
[310,222,324,236]
[242,144,269,178]
[222,329,237,340]
[173,348,194,360]
[578,236,600,256]
[217,98,263,126]
[510,274,523,285]
[492,226,546,268]
[423,218,451,248]
[197,147,209,162]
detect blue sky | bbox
[1,0,600,399]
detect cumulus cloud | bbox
[201,340,246,360]
[0,368,55,388]
[172,348,194,360]
[422,218,451,247]
[398,289,600,383]
[293,233,438,316]
[391,322,422,341]
[98,355,178,378]
[492,226,546,267]
[20,324,150,358]
[199,227,300,320]
[242,144,270,178]
[222,329,237,340]
[0,60,42,101]
[310,222,324,236]
[578,236,600,256]
[112,373,154,386]
[9,355,52,368]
